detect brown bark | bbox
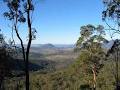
[92,64,96,90]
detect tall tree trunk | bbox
[14,8,26,63]
[116,48,119,90]
[25,0,32,90]
[14,25,26,62]
[92,65,96,90]
[14,11,26,74]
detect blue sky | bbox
[0,0,105,44]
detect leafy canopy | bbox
[102,0,120,25]
[76,24,106,50]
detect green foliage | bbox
[3,0,26,23]
[3,51,120,90]
[76,24,106,49]
[3,0,34,23]
[75,24,107,89]
[102,0,120,21]
[3,0,37,42]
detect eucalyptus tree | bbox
[105,39,120,90]
[3,0,36,90]
[102,0,120,89]
[102,0,120,35]
[76,24,106,90]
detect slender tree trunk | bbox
[25,0,32,90]
[14,25,26,62]
[116,48,119,90]
[92,65,96,90]
[14,10,26,72]
[14,4,26,89]
[14,8,26,62]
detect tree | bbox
[102,0,120,89]
[105,39,120,90]
[76,24,106,90]
[102,0,120,35]
[0,33,14,89]
[3,0,35,90]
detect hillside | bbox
[3,40,120,90]
[4,53,120,90]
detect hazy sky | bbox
[0,0,105,44]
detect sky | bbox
[0,0,106,44]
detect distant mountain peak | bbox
[40,43,56,49]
